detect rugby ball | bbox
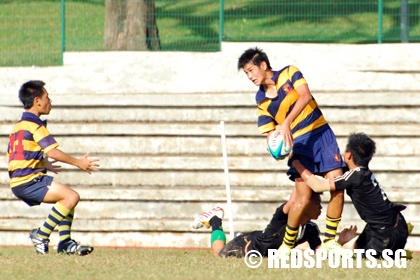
[267,131,292,160]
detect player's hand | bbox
[337,225,358,246]
[78,152,100,174]
[275,123,294,149]
[44,156,61,174]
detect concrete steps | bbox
[2,105,420,123]
[0,91,419,250]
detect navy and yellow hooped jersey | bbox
[7,112,58,188]
[256,65,328,140]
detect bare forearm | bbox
[47,149,99,174]
[292,160,331,192]
[285,97,311,126]
[284,85,312,126]
[46,148,80,168]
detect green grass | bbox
[0,247,419,280]
[0,0,420,66]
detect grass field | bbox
[0,247,419,280]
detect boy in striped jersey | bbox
[292,132,409,258]
[237,47,347,255]
[7,80,99,255]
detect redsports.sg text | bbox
[244,249,407,269]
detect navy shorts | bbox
[287,126,346,181]
[11,176,53,206]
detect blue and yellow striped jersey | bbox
[255,65,328,140]
[7,112,58,188]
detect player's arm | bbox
[276,84,312,147]
[291,159,336,192]
[46,148,99,174]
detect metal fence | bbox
[0,0,419,66]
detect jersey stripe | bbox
[7,112,58,188]
[256,65,328,138]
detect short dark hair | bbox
[19,80,46,109]
[237,47,272,70]
[346,132,376,167]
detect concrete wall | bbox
[0,42,419,250]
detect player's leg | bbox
[315,128,346,249]
[10,176,58,254]
[36,180,79,240]
[262,198,293,237]
[322,168,344,249]
[211,237,226,256]
[42,180,80,209]
[386,213,409,259]
[208,209,226,256]
[191,206,226,256]
[279,180,312,253]
[57,208,75,243]
[43,181,93,256]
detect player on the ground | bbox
[291,132,409,258]
[191,192,357,257]
[7,80,99,255]
[237,47,346,254]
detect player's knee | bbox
[329,189,345,202]
[293,199,309,212]
[66,190,80,208]
[299,195,311,207]
[72,191,80,204]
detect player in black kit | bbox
[191,192,357,258]
[292,132,409,258]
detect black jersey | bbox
[219,203,321,258]
[334,167,406,229]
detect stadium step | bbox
[0,90,419,250]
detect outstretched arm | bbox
[46,148,99,174]
[291,159,335,192]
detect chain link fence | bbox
[1,0,419,66]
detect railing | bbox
[0,0,419,66]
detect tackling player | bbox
[191,192,357,258]
[291,132,409,258]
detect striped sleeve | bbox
[33,125,58,153]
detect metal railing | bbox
[0,0,418,66]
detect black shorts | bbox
[246,231,283,257]
[356,213,408,259]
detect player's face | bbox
[37,88,52,115]
[243,62,265,86]
[307,196,322,219]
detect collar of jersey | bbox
[255,70,281,104]
[21,112,47,126]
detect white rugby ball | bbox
[267,131,292,160]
